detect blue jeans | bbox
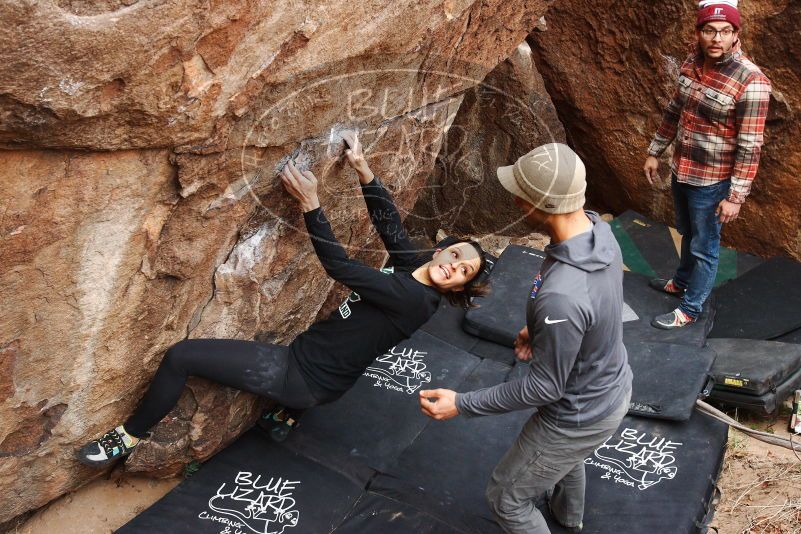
[671,175,730,319]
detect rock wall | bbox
[528,0,801,259]
[409,39,566,241]
[0,0,553,527]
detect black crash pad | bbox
[381,359,534,522]
[284,330,481,472]
[384,360,727,534]
[706,339,801,413]
[116,430,363,534]
[470,338,518,366]
[463,251,715,350]
[420,299,480,353]
[706,364,801,414]
[623,271,715,348]
[776,327,801,345]
[508,339,715,422]
[463,245,546,346]
[707,339,801,396]
[336,483,501,534]
[709,256,801,340]
[420,297,518,366]
[547,411,728,534]
[626,341,716,421]
[609,210,763,286]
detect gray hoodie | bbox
[456,212,632,427]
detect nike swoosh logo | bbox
[544,317,567,325]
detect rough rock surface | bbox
[528,0,801,260]
[124,98,465,476]
[409,40,567,241]
[2,0,545,151]
[0,0,553,527]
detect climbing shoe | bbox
[77,426,139,468]
[257,405,303,443]
[649,278,685,297]
[651,308,695,330]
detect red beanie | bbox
[697,3,741,29]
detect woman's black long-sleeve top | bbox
[289,178,441,402]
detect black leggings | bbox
[123,339,318,438]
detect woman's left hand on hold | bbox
[282,161,320,212]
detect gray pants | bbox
[486,390,631,533]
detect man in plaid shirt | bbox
[644,0,770,329]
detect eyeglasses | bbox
[701,27,735,39]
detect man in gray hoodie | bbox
[419,143,632,534]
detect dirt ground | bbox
[710,404,801,534]
[13,474,181,534]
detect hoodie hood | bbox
[545,211,617,273]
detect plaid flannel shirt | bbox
[648,44,771,204]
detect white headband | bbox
[698,0,738,8]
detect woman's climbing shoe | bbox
[257,405,303,443]
[77,426,139,468]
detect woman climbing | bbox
[77,131,488,467]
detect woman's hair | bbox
[433,236,491,309]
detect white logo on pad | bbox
[363,346,432,394]
[585,428,683,490]
[202,471,300,534]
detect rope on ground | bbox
[696,399,801,463]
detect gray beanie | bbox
[496,143,586,214]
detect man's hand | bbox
[514,326,533,362]
[716,199,741,224]
[281,161,320,212]
[341,130,374,185]
[643,156,660,186]
[419,389,459,421]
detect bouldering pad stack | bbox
[119,233,741,533]
[121,205,801,533]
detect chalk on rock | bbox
[326,125,355,159]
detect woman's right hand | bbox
[281,161,320,213]
[341,130,374,185]
[514,326,533,362]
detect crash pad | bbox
[116,430,363,534]
[284,330,481,472]
[381,358,534,521]
[623,272,715,347]
[609,209,763,286]
[463,245,545,347]
[626,340,716,421]
[709,256,801,340]
[547,411,728,533]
